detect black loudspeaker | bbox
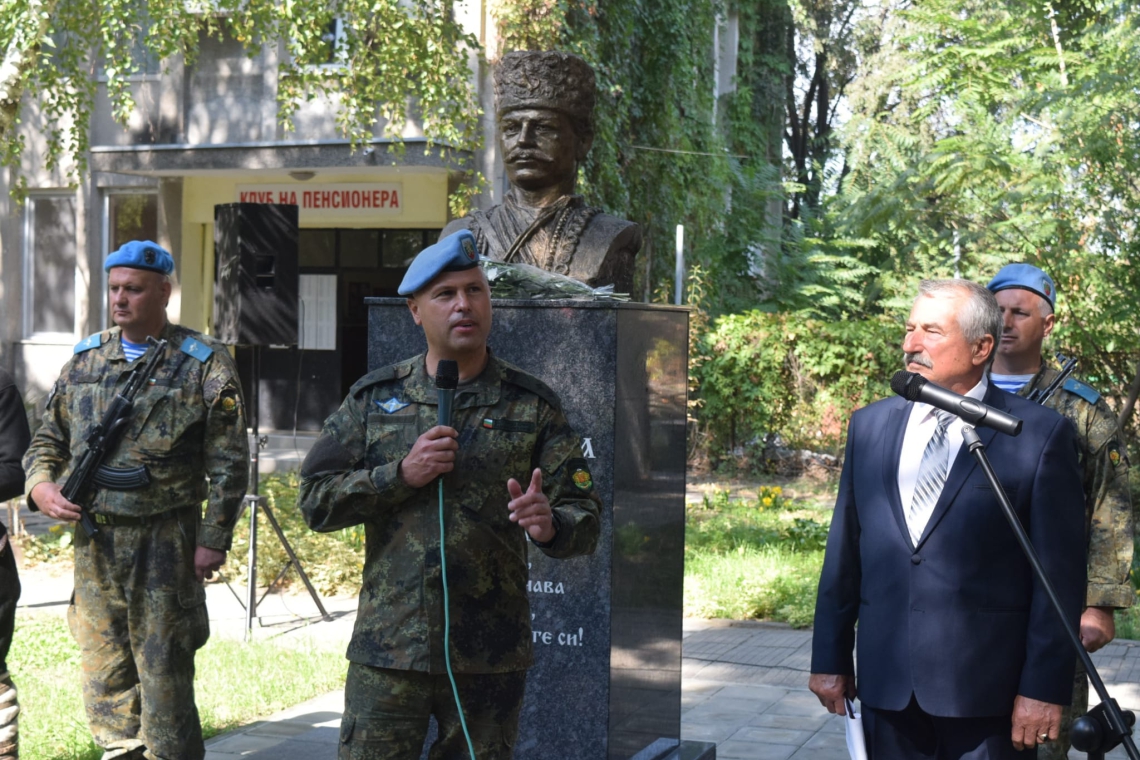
[213,203,299,346]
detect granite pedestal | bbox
[366,299,714,760]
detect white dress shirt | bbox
[897,375,989,542]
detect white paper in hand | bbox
[844,697,868,760]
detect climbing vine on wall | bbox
[494,0,788,307]
[0,0,482,199]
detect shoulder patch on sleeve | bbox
[1063,377,1101,405]
[566,457,593,492]
[349,361,413,398]
[502,366,562,411]
[73,332,104,354]
[180,336,215,363]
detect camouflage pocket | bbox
[338,715,355,747]
[128,392,170,441]
[366,413,418,467]
[177,584,210,652]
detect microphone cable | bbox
[435,359,476,759]
[440,478,476,758]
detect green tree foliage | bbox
[496,0,792,306]
[692,310,897,459]
[0,0,480,198]
[694,311,797,454]
[836,0,1140,430]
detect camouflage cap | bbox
[494,50,596,123]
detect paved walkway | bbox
[11,445,1140,758]
[16,561,1140,759]
[181,611,1140,760]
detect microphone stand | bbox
[962,425,1138,760]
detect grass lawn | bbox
[13,615,348,760]
[1117,601,1140,641]
[684,482,831,627]
[17,471,366,598]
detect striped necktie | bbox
[907,409,955,546]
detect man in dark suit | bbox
[809,279,1086,759]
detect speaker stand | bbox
[243,345,331,642]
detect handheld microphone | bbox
[435,360,459,428]
[890,370,1023,436]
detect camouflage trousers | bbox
[68,508,210,760]
[1038,659,1088,760]
[339,662,527,760]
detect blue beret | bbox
[398,230,481,296]
[986,263,1056,311]
[104,240,174,275]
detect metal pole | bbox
[244,495,260,641]
[963,426,1139,759]
[260,502,331,620]
[674,224,685,305]
[244,346,260,641]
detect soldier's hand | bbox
[1080,606,1116,652]
[507,469,555,543]
[194,546,226,583]
[398,426,458,489]
[30,482,83,523]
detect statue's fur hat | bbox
[494,51,596,132]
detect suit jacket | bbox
[811,383,1086,717]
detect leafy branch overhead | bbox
[0,0,482,196]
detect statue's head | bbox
[494,51,596,192]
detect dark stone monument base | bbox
[628,739,717,760]
[673,741,717,760]
[367,299,690,759]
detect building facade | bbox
[1,5,739,429]
[0,3,513,428]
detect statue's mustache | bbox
[506,151,553,164]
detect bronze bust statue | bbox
[441,51,642,294]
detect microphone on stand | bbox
[890,370,1023,436]
[436,360,459,428]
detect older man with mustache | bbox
[810,279,1087,759]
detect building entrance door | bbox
[238,227,439,432]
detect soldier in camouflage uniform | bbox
[987,263,1134,759]
[299,230,600,759]
[23,241,249,760]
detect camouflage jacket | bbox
[299,352,601,674]
[23,323,250,551]
[1020,362,1134,609]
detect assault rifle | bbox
[61,337,168,537]
[1027,353,1078,406]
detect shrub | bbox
[690,310,899,465]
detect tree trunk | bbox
[1118,356,1140,433]
[0,0,59,142]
